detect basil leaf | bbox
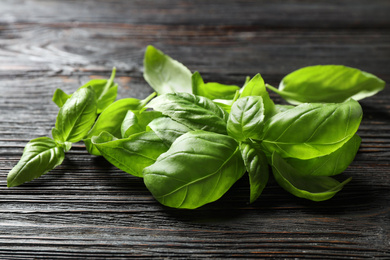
[227,96,265,141]
[274,104,295,114]
[7,137,65,187]
[268,65,385,104]
[261,99,362,159]
[240,141,269,203]
[52,68,118,113]
[143,45,192,94]
[84,98,143,156]
[121,110,162,138]
[143,131,246,209]
[213,90,241,113]
[92,131,168,177]
[285,134,361,176]
[52,89,71,107]
[271,152,352,201]
[192,71,240,100]
[147,93,228,134]
[240,74,276,119]
[147,117,192,146]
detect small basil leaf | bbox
[240,141,269,203]
[52,89,71,107]
[143,45,192,94]
[147,93,228,134]
[271,152,352,201]
[213,90,241,113]
[192,71,240,100]
[269,65,386,104]
[7,137,65,187]
[92,131,168,177]
[121,110,162,138]
[147,117,193,146]
[240,74,276,119]
[54,86,97,143]
[285,134,361,176]
[261,99,362,159]
[143,131,246,209]
[83,98,143,156]
[227,96,265,141]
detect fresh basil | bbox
[92,131,168,178]
[261,99,362,159]
[143,131,246,209]
[227,96,265,141]
[7,137,65,187]
[271,152,352,201]
[121,110,162,138]
[240,141,269,203]
[52,88,71,108]
[267,65,385,104]
[147,92,228,135]
[53,86,97,143]
[192,71,240,100]
[147,117,192,146]
[143,45,192,94]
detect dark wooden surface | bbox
[0,1,389,258]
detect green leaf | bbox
[92,131,168,177]
[143,45,192,94]
[143,131,246,209]
[7,137,65,187]
[52,68,118,113]
[121,110,162,138]
[240,74,276,119]
[240,141,269,203]
[213,90,241,113]
[54,86,97,143]
[274,104,295,114]
[192,71,240,100]
[261,99,362,160]
[83,98,143,156]
[147,93,228,135]
[268,65,386,104]
[271,152,352,201]
[52,89,71,107]
[227,96,265,141]
[285,134,361,176]
[147,117,192,146]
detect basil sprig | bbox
[7,46,386,209]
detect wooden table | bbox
[0,1,389,258]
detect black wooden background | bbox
[0,1,389,258]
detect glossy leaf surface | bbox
[269,65,386,104]
[92,131,168,177]
[261,99,362,159]
[143,131,246,209]
[147,117,192,146]
[271,152,352,201]
[143,45,192,94]
[7,137,65,187]
[192,71,240,100]
[227,96,265,141]
[147,93,228,134]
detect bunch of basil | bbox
[7,46,385,209]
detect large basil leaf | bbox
[261,99,362,160]
[7,137,65,187]
[227,96,265,141]
[143,131,246,209]
[92,131,168,177]
[271,152,352,201]
[268,65,385,104]
[192,71,240,100]
[83,98,144,156]
[240,141,269,203]
[285,134,361,176]
[147,93,228,134]
[147,117,192,146]
[53,86,97,143]
[240,74,276,119]
[143,45,192,94]
[52,68,118,113]
[121,110,162,138]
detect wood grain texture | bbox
[0,0,389,258]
